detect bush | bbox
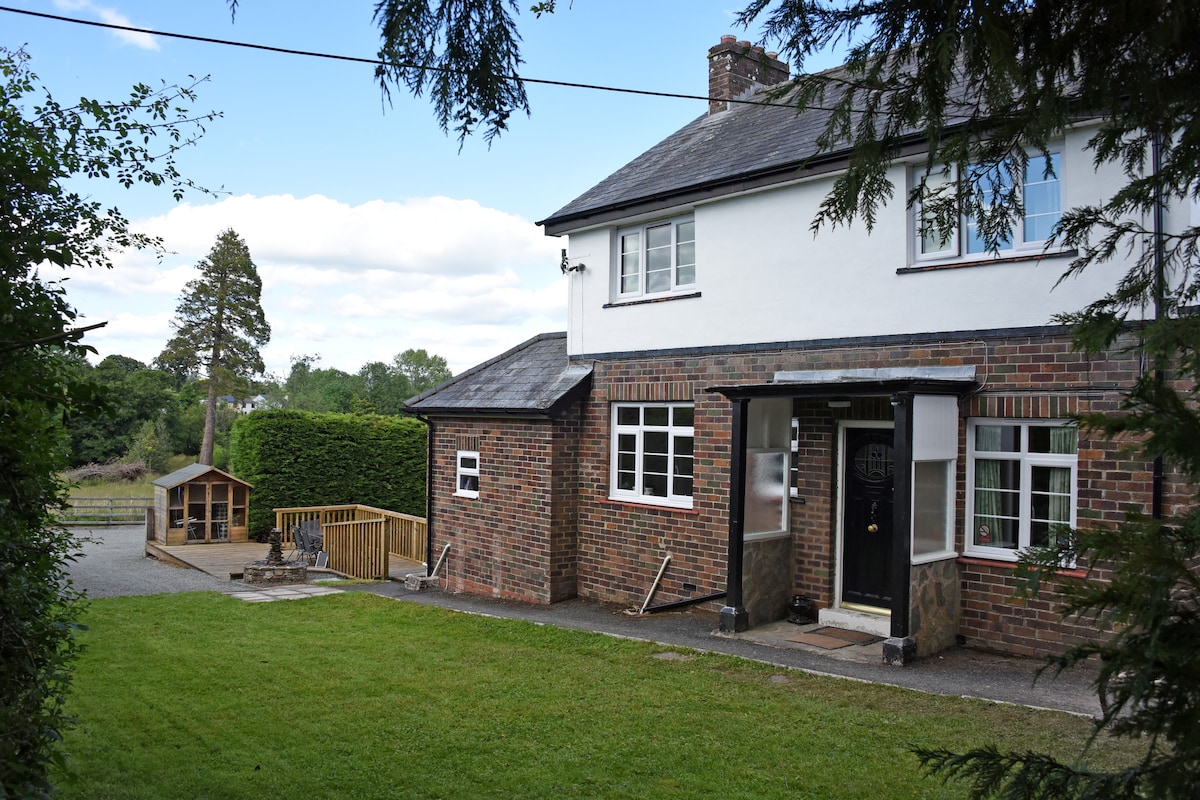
[230,410,427,536]
[124,419,171,474]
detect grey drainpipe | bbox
[413,413,436,577]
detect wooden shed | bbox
[151,464,252,545]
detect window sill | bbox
[958,554,1086,579]
[745,530,789,542]
[898,248,1076,275]
[453,491,479,500]
[603,290,701,309]
[912,549,958,566]
[601,496,698,514]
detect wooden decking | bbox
[275,504,427,580]
[147,541,269,579]
[146,540,425,581]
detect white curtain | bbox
[974,426,1004,547]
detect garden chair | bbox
[300,519,324,562]
[287,524,308,562]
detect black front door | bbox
[841,427,895,609]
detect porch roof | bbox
[707,366,978,400]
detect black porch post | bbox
[720,397,750,632]
[885,392,915,664]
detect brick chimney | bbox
[707,35,790,115]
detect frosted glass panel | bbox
[746,451,787,535]
[912,461,952,557]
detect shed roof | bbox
[151,463,250,490]
[404,332,592,419]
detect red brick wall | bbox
[567,327,1190,657]
[431,417,578,603]
[429,327,1190,658]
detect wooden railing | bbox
[60,497,153,525]
[273,504,427,580]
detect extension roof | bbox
[404,332,592,419]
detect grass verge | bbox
[67,478,158,500]
[57,593,1138,799]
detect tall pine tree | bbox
[159,229,270,465]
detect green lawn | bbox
[57,592,1136,799]
[66,478,158,499]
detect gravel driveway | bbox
[67,524,232,598]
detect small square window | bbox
[455,450,480,499]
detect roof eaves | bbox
[404,331,568,407]
[538,134,932,236]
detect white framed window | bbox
[912,151,1063,263]
[610,403,694,509]
[616,216,695,299]
[455,450,480,499]
[965,420,1077,560]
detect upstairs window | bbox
[617,216,695,299]
[913,151,1062,263]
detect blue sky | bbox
[4,1,834,377]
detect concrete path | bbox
[66,524,1104,718]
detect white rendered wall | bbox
[562,127,1148,357]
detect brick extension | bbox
[424,324,1189,659]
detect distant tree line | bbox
[65,347,452,473]
[278,349,452,416]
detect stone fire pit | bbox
[243,528,307,586]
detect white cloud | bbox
[67,193,567,377]
[53,1,160,50]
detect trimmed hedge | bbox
[230,410,427,537]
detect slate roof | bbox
[404,332,592,419]
[537,81,845,235]
[536,56,986,235]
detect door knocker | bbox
[867,499,880,533]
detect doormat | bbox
[786,631,854,649]
[814,626,883,645]
[787,627,883,649]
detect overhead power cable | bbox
[0,4,795,109]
